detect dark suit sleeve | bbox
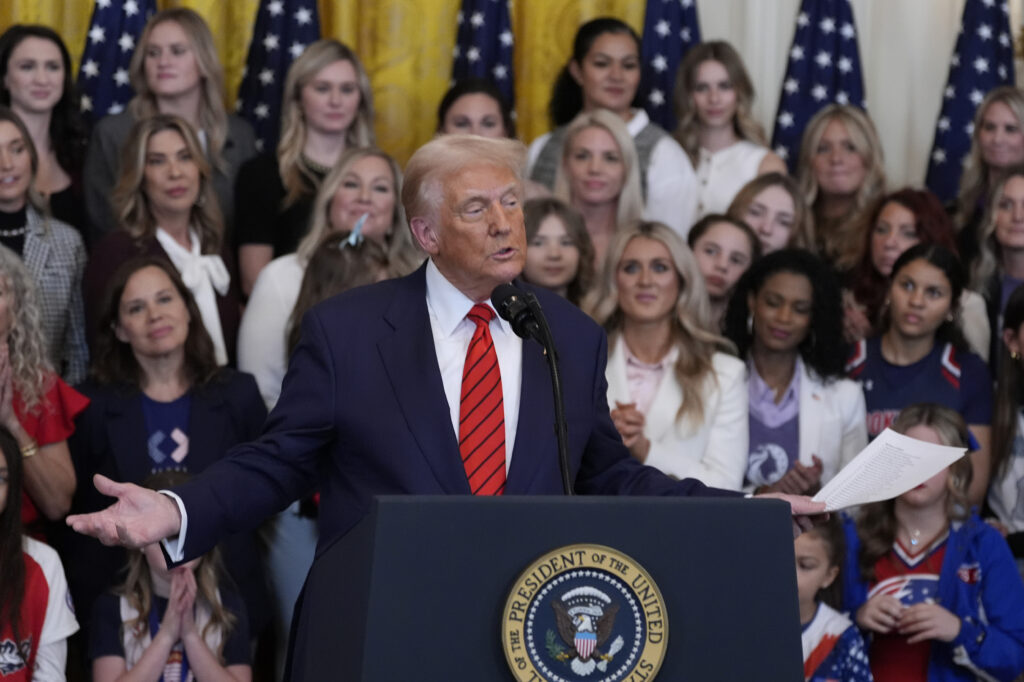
[171,307,338,562]
[573,328,740,499]
[83,116,123,243]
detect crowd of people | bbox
[2,9,1024,682]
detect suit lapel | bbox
[505,338,549,493]
[377,267,469,493]
[798,361,822,467]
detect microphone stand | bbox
[522,292,573,496]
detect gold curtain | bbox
[1,0,644,163]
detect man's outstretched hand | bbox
[755,492,829,537]
[66,474,183,548]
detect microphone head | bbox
[491,283,535,340]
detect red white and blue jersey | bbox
[867,533,948,682]
[802,602,872,682]
[846,338,992,440]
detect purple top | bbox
[746,358,801,487]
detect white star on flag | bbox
[797,12,809,27]
[649,89,665,106]
[838,57,852,73]
[970,89,984,105]
[268,1,283,16]
[118,33,134,52]
[775,145,789,160]
[80,95,92,111]
[500,30,513,46]
[836,91,849,105]
[840,22,855,39]
[651,54,667,73]
[815,51,832,68]
[819,17,835,34]
[456,10,463,24]
[981,0,994,6]
[492,64,507,79]
[932,149,946,163]
[452,45,461,58]
[88,26,106,44]
[113,68,129,86]
[254,103,269,119]
[791,45,804,61]
[951,53,960,66]
[470,11,484,27]
[1000,65,1008,79]
[973,56,989,73]
[977,23,992,40]
[812,84,828,101]
[97,0,111,8]
[784,78,799,94]
[263,34,279,51]
[294,7,312,25]
[681,0,694,7]
[290,42,305,58]
[259,68,274,85]
[945,85,956,98]
[938,117,950,131]
[124,0,139,16]
[778,111,794,128]
[966,122,975,136]
[655,20,670,37]
[108,102,123,115]
[1000,32,1011,46]
[81,60,99,78]
[681,27,691,42]
[467,46,480,62]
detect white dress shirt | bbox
[163,259,524,560]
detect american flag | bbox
[640,0,701,131]
[236,0,321,153]
[770,0,866,170]
[450,0,515,106]
[75,0,155,124]
[925,0,1015,204]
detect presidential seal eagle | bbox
[552,586,624,676]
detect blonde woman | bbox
[955,86,1024,270]
[582,220,747,490]
[83,8,256,242]
[673,41,786,217]
[83,114,240,366]
[237,147,420,410]
[727,172,814,255]
[553,109,644,271]
[796,105,886,270]
[528,17,698,236]
[235,39,376,295]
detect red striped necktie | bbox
[459,303,506,495]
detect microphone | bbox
[490,283,573,496]
[491,283,541,342]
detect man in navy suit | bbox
[67,135,822,561]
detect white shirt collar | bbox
[626,108,650,136]
[424,259,514,339]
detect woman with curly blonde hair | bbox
[582,220,747,490]
[84,7,256,241]
[673,41,786,217]
[84,114,241,366]
[0,244,88,527]
[235,39,376,295]
[797,105,886,270]
[954,86,1024,270]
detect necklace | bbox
[909,529,922,547]
[301,154,333,175]
[0,225,27,238]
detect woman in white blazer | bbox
[583,220,748,490]
[724,249,866,494]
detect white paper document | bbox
[812,428,967,511]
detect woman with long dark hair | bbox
[528,17,697,236]
[724,249,865,494]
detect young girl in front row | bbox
[89,471,251,682]
[842,404,1024,682]
[797,516,873,681]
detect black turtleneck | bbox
[0,205,28,256]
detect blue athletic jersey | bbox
[846,338,992,439]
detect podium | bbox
[291,496,803,681]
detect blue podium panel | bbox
[293,496,802,681]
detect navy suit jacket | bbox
[63,370,270,633]
[173,264,736,561]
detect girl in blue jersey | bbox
[844,404,1024,682]
[846,244,992,508]
[797,516,872,682]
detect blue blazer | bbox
[62,370,270,633]
[172,264,736,561]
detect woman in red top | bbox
[0,243,88,529]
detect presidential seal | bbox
[502,544,668,682]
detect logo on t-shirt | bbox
[0,638,30,675]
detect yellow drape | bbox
[1,0,644,163]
